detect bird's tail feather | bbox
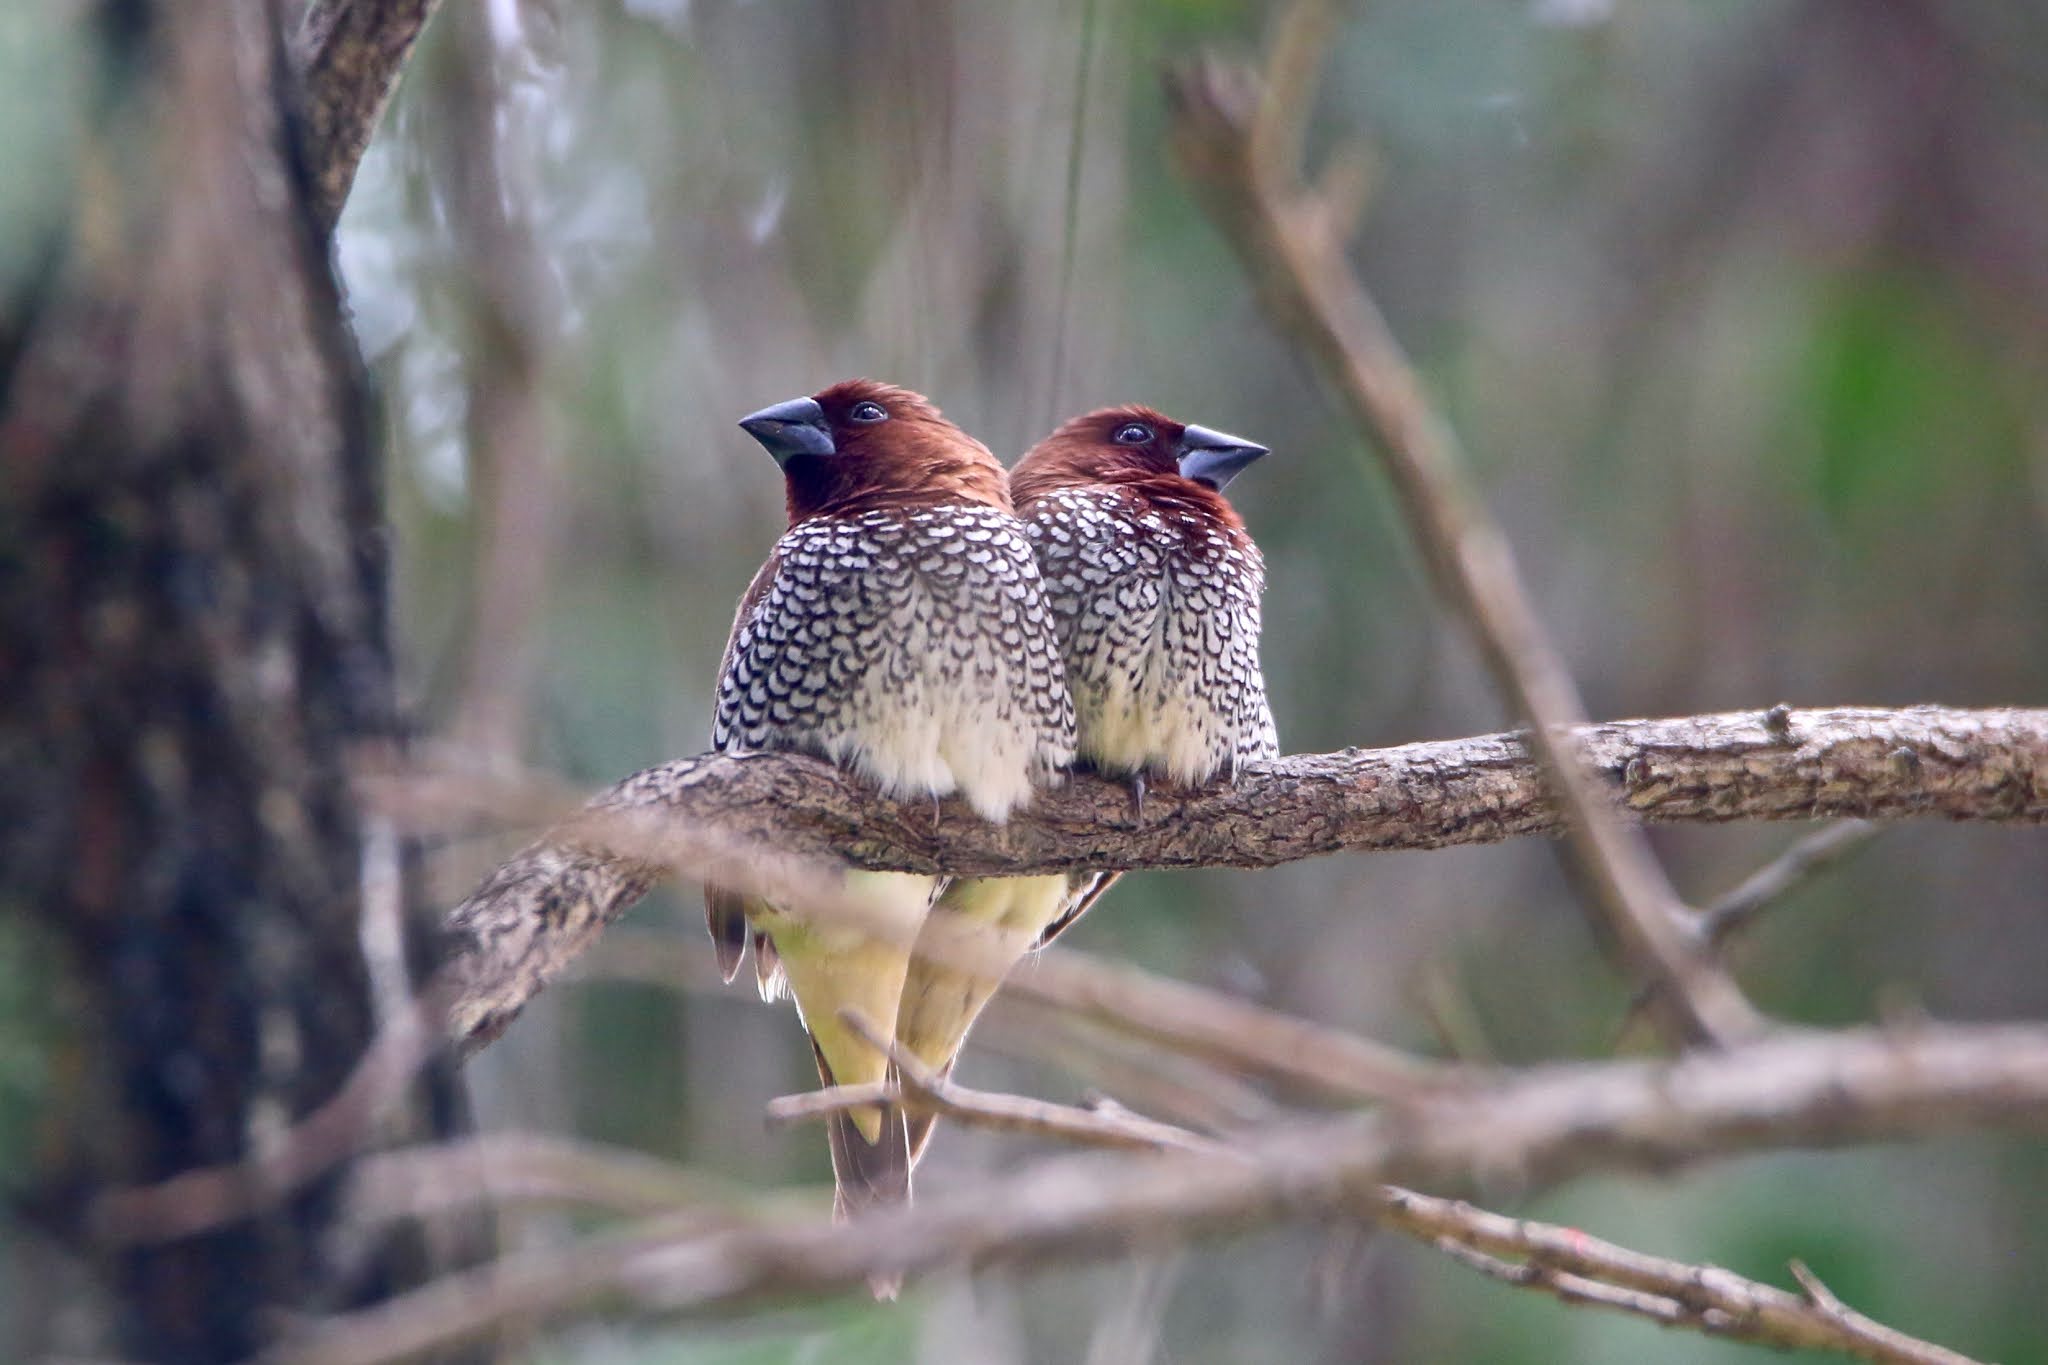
[704,887,750,983]
[813,1039,910,1299]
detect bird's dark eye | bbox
[1113,422,1153,445]
[850,401,888,423]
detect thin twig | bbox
[1164,40,1761,1045]
[1004,948,1471,1102]
[294,0,443,231]
[767,1009,1231,1157]
[348,1133,748,1227]
[1700,820,1880,945]
[765,1076,1221,1158]
[1375,1188,1982,1365]
[91,975,459,1245]
[980,1000,1284,1129]
[573,925,1287,1128]
[1788,1260,1982,1365]
[1618,820,1881,1041]
[1427,1238,1712,1330]
[570,919,1408,1115]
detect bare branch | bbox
[1002,948,1471,1102]
[1700,820,1881,945]
[761,1010,1229,1157]
[565,915,1459,1106]
[1375,1189,1982,1365]
[1426,1237,1709,1332]
[283,1020,2048,1362]
[1164,48,1757,1045]
[1786,1259,1976,1365]
[294,0,443,231]
[91,977,456,1246]
[1619,820,1882,1040]
[443,705,2048,1054]
[348,1133,746,1227]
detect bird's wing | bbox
[704,550,782,984]
[1032,869,1119,950]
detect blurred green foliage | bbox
[1798,275,2022,526]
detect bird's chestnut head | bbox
[739,380,1009,524]
[1010,405,1269,524]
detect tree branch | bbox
[1165,40,1756,1045]
[759,1008,1231,1156]
[999,946,1470,1102]
[563,925,1459,1104]
[284,1019,2045,1363]
[441,704,2048,1052]
[294,0,443,230]
[1374,1189,1981,1365]
[1699,819,1881,946]
[348,1133,748,1228]
[760,1059,1976,1365]
[1618,819,1882,1040]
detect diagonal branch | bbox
[756,1038,1973,1362]
[1165,44,1756,1045]
[294,0,444,231]
[1000,947,1470,1102]
[1618,819,1883,1039]
[284,1019,2046,1363]
[1375,1189,1982,1365]
[437,704,2048,1053]
[761,1056,1980,1365]
[564,926,1459,1105]
[762,1009,1230,1157]
[1788,1260,1976,1365]
[1699,820,1881,946]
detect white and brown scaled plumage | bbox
[708,380,1072,1237]
[712,499,1071,816]
[1004,405,1277,942]
[900,408,1278,1167]
[1012,406,1277,782]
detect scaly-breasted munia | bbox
[710,380,1073,1227]
[1000,405,1276,943]
[892,407,1275,1166]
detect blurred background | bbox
[11,0,2047,1360]
[363,0,2048,1361]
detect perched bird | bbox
[709,380,1073,1231]
[1001,405,1278,944]
[892,407,1277,1167]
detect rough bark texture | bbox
[0,5,461,1359]
[296,0,444,229]
[447,704,2047,1050]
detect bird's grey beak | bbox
[739,396,835,464]
[1176,423,1268,490]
